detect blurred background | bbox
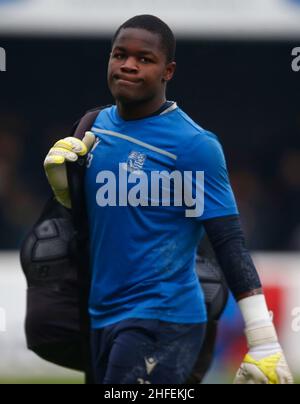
[0,0,299,384]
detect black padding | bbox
[20,198,84,371]
[35,220,58,239]
[196,256,229,322]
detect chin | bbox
[114,91,143,105]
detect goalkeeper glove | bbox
[234,295,294,385]
[44,132,95,209]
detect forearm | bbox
[203,215,262,300]
[203,215,273,331]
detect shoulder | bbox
[175,108,223,162]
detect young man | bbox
[44,15,293,384]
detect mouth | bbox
[113,75,142,86]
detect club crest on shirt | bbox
[127,151,147,173]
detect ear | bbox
[163,61,176,82]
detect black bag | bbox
[20,108,102,376]
[196,255,229,322]
[20,198,84,371]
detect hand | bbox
[44,131,95,208]
[234,321,294,384]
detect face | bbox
[108,28,176,105]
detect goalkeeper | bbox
[44,15,293,384]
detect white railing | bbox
[0,0,300,38]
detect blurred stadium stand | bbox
[0,38,299,250]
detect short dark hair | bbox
[112,15,176,63]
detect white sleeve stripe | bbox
[91,127,178,161]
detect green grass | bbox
[0,377,84,385]
[1,374,299,384]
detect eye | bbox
[140,57,152,64]
[113,53,125,60]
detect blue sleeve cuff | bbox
[197,206,239,222]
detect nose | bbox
[120,56,138,73]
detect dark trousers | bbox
[91,318,206,384]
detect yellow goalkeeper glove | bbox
[234,322,293,384]
[44,132,95,209]
[234,296,294,385]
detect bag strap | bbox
[72,106,109,139]
[66,106,103,384]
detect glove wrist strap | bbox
[245,323,278,348]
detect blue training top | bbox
[85,103,238,329]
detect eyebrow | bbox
[113,46,156,57]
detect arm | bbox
[204,215,294,384]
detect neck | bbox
[116,94,167,121]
